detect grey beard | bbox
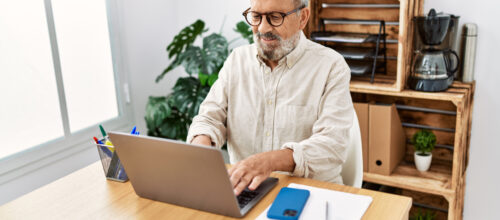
[254,31,300,61]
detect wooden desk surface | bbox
[0,162,411,219]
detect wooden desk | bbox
[0,162,411,219]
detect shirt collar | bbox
[284,31,306,69]
[255,31,306,69]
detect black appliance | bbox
[408,9,460,92]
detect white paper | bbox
[256,183,373,220]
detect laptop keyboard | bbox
[237,189,260,208]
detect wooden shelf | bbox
[364,161,455,199]
[351,81,467,104]
[351,81,475,219]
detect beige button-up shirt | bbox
[187,32,353,184]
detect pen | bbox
[99,124,107,138]
[93,136,103,145]
[325,201,329,220]
[94,137,112,157]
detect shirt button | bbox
[267,100,272,105]
[266,132,270,136]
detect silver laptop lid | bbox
[108,132,242,217]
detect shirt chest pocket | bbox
[275,105,317,141]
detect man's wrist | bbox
[266,149,295,172]
[192,134,215,146]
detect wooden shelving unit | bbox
[306,0,424,91]
[306,1,475,218]
[351,82,475,220]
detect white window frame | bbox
[0,0,133,185]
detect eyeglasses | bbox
[242,5,306,27]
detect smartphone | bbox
[267,187,310,220]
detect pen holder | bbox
[96,141,128,182]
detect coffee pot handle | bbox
[444,49,460,76]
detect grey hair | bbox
[293,0,308,16]
[293,0,308,7]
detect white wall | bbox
[423,1,500,219]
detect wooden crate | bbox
[366,184,450,220]
[352,82,475,219]
[306,0,424,91]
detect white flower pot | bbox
[414,151,432,171]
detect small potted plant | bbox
[412,129,436,171]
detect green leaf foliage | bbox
[145,96,190,140]
[198,73,209,86]
[170,77,210,120]
[178,33,228,75]
[156,19,207,82]
[234,21,254,44]
[207,73,218,86]
[412,129,436,154]
[147,20,250,140]
[145,96,171,129]
[202,33,229,73]
[410,209,436,220]
[157,107,190,140]
[167,19,206,59]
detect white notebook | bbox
[256,183,373,220]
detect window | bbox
[0,0,131,175]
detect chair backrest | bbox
[341,110,363,188]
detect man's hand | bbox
[191,135,213,146]
[228,149,295,196]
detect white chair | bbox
[341,110,363,188]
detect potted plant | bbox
[145,20,253,140]
[412,129,436,171]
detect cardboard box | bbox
[368,104,406,175]
[353,103,369,172]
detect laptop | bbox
[108,132,278,218]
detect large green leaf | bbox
[207,73,218,86]
[178,45,204,75]
[158,108,190,140]
[145,96,190,140]
[156,20,207,83]
[178,33,228,75]
[198,73,209,86]
[145,96,171,127]
[202,33,228,73]
[145,96,170,135]
[170,77,210,120]
[234,21,254,44]
[166,19,206,59]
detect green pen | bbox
[99,124,108,137]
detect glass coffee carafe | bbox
[410,49,459,91]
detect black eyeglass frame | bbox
[242,5,306,27]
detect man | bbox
[187,0,354,196]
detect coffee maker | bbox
[408,9,460,92]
